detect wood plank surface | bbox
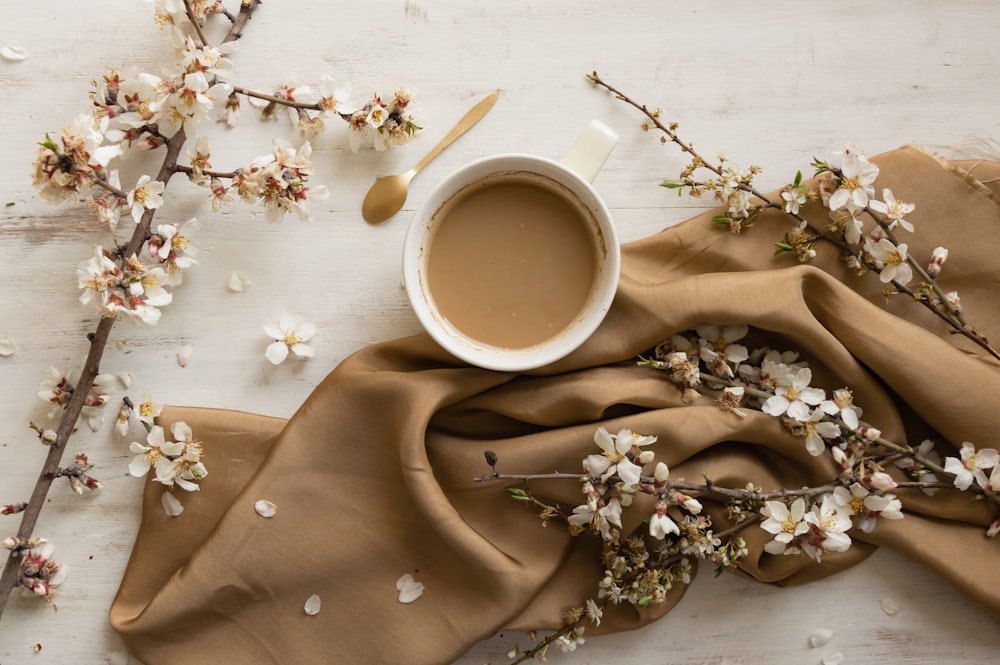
[1,2,998,663]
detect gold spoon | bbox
[361,91,500,223]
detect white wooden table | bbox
[2,2,999,663]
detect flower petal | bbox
[265,341,289,365]
[176,344,193,367]
[395,573,425,603]
[228,272,252,292]
[303,594,321,615]
[254,499,277,518]
[0,43,27,62]
[0,339,15,356]
[161,491,184,517]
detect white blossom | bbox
[761,366,826,421]
[760,498,808,555]
[263,312,316,364]
[582,427,656,489]
[944,442,999,490]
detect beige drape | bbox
[110,147,1000,664]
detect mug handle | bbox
[559,120,619,184]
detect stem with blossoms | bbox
[3,0,421,619]
[0,0,263,623]
[481,325,999,661]
[586,72,999,362]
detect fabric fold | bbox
[111,147,1000,664]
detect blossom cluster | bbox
[663,153,763,232]
[0,538,65,602]
[129,421,207,494]
[77,217,197,325]
[646,324,999,539]
[248,78,421,152]
[36,366,116,432]
[493,317,999,661]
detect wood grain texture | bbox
[1,1,999,663]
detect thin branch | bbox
[183,0,210,46]
[174,164,239,179]
[0,0,264,622]
[588,72,999,362]
[231,84,322,111]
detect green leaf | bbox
[38,134,59,153]
[793,170,803,186]
[712,214,731,226]
[660,179,684,189]
[637,596,653,608]
[505,487,528,502]
[774,242,794,256]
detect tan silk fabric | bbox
[111,147,1000,664]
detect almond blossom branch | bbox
[0,0,263,622]
[588,72,999,362]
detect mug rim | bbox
[402,152,620,371]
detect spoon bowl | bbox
[360,91,499,224]
[361,170,415,223]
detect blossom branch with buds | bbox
[586,72,998,362]
[1,0,421,620]
[480,324,999,662]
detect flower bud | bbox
[40,429,57,445]
[946,291,963,317]
[2,536,19,550]
[1,502,27,515]
[927,246,948,278]
[867,471,898,491]
[654,462,670,483]
[681,495,703,514]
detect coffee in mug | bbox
[403,120,620,371]
[425,171,603,349]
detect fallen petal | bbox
[254,499,277,518]
[177,344,194,367]
[161,491,184,517]
[0,339,14,356]
[822,652,844,665]
[228,272,252,292]
[1,43,27,62]
[879,597,899,616]
[304,594,321,615]
[395,573,425,603]
[117,372,134,388]
[809,627,834,648]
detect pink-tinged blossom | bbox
[801,495,853,561]
[649,501,680,540]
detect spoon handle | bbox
[410,91,499,175]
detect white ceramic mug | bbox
[402,120,620,371]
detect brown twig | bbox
[0,0,263,623]
[231,84,323,111]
